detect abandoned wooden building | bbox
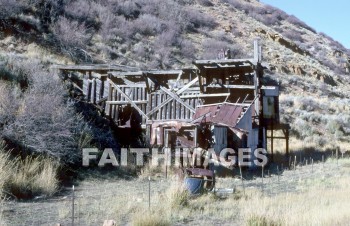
[55,41,290,168]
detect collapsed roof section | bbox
[191,102,251,133]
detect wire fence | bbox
[0,151,348,226]
[0,177,171,226]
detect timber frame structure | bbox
[54,41,290,162]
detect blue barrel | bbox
[184,177,204,195]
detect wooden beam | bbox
[198,101,251,108]
[159,86,195,113]
[110,71,143,77]
[180,93,229,99]
[146,119,192,124]
[72,82,84,93]
[106,100,148,105]
[93,78,97,104]
[99,78,105,99]
[109,79,149,120]
[53,64,139,72]
[105,83,113,116]
[176,77,199,94]
[206,84,255,89]
[217,63,252,68]
[87,79,92,102]
[147,94,172,117]
[266,136,287,139]
[146,77,199,117]
[193,58,254,65]
[203,65,252,70]
[117,84,146,88]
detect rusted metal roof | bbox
[192,103,244,128]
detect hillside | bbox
[0,0,350,199]
[1,0,350,225]
[1,0,350,152]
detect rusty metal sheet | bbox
[221,105,243,127]
[186,168,214,177]
[193,103,244,128]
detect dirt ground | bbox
[0,156,348,226]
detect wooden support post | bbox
[100,77,105,99]
[165,130,169,179]
[194,126,198,147]
[286,129,289,157]
[157,93,161,120]
[147,92,151,119]
[93,78,97,104]
[336,146,339,167]
[168,100,172,119]
[106,83,114,117]
[87,79,92,103]
[146,124,151,141]
[173,99,176,119]
[271,120,274,162]
[198,69,204,93]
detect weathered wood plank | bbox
[206,84,255,89]
[159,86,195,113]
[193,58,254,65]
[180,93,230,98]
[53,64,139,72]
[87,79,92,103]
[109,79,149,119]
[93,78,97,104]
[106,100,148,105]
[146,77,198,117]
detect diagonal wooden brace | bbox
[146,77,198,116]
[108,79,149,120]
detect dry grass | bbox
[246,215,282,226]
[138,161,179,179]
[135,158,350,226]
[4,157,350,225]
[238,159,350,226]
[0,141,59,199]
[0,141,15,195]
[240,177,350,225]
[130,178,188,225]
[131,210,171,226]
[165,179,189,209]
[6,156,59,198]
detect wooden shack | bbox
[54,40,290,166]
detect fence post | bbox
[336,146,339,167]
[148,176,151,211]
[72,185,75,226]
[261,165,264,193]
[322,155,324,168]
[289,156,291,170]
[239,164,245,196]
